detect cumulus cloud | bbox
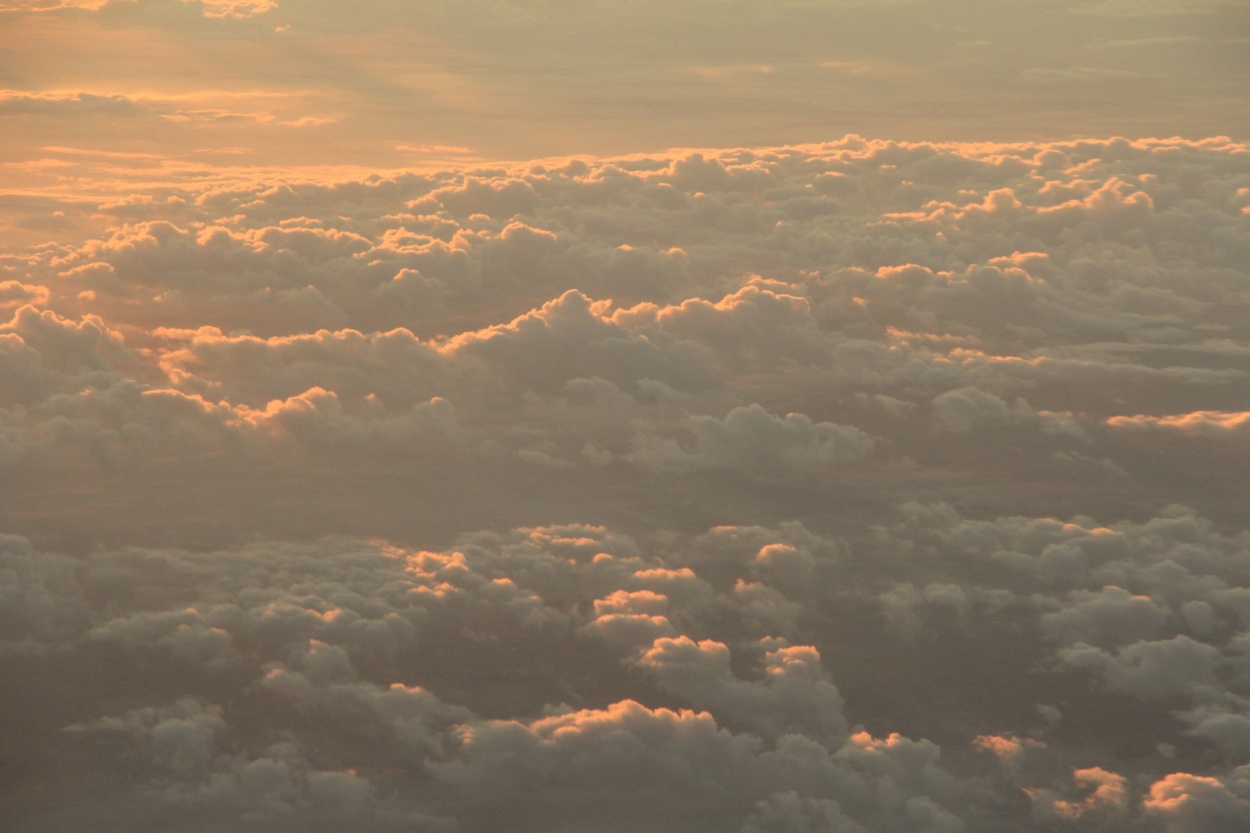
[625,403,875,473]
[930,387,1085,438]
[634,636,848,746]
[3,136,1250,831]
[1144,770,1250,833]
[1030,766,1130,825]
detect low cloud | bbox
[2,136,1250,831]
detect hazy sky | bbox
[3,2,1250,832]
[2,0,1248,185]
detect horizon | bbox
[3,2,1250,832]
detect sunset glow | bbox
[3,2,1250,831]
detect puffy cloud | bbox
[930,387,1085,438]
[1060,636,1222,700]
[972,734,1047,777]
[239,388,461,452]
[1030,767,1130,825]
[2,136,1250,831]
[5,498,1250,830]
[0,533,91,653]
[61,698,449,833]
[1179,696,1250,761]
[0,281,49,309]
[1144,770,1250,833]
[1039,586,1169,648]
[879,583,970,639]
[751,543,818,598]
[635,636,848,746]
[626,403,875,473]
[741,791,867,833]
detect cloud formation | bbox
[2,136,1249,831]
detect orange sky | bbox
[2,0,1248,200]
[4,5,1250,831]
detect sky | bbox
[2,1,1250,832]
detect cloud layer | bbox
[2,136,1250,831]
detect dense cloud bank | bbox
[2,136,1250,830]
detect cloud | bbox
[1144,771,1250,832]
[1061,636,1222,700]
[0,90,149,115]
[0,281,49,309]
[1039,586,1168,648]
[634,636,848,746]
[625,403,875,473]
[2,136,1250,831]
[1107,410,1250,436]
[4,500,1250,830]
[61,697,450,832]
[1019,66,1146,85]
[1030,767,1130,824]
[742,791,867,833]
[930,387,1085,438]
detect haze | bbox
[2,1,1249,831]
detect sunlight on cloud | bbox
[2,134,1249,830]
[1,0,1249,829]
